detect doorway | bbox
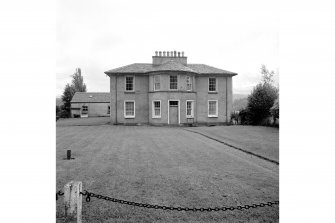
[168,100,179,125]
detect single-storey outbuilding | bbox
[71,92,110,118]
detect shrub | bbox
[247,83,278,125]
[230,111,239,124]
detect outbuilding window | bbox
[125,76,134,91]
[82,105,88,114]
[170,75,178,90]
[124,101,135,118]
[208,100,218,117]
[152,100,161,118]
[209,77,217,92]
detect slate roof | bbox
[105,61,237,76]
[71,92,110,103]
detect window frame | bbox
[186,76,192,91]
[124,100,135,118]
[125,75,135,92]
[154,75,160,91]
[186,100,194,118]
[152,100,161,118]
[169,75,178,90]
[208,77,217,92]
[208,100,218,117]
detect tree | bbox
[61,84,75,118]
[60,68,87,118]
[71,68,87,92]
[246,65,278,125]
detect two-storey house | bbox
[105,51,237,125]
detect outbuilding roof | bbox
[71,92,110,103]
[105,62,237,76]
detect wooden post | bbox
[64,181,82,223]
[67,150,71,160]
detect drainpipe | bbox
[115,75,118,124]
[226,77,228,123]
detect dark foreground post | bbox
[67,150,71,160]
[64,181,82,223]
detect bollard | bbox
[64,181,82,223]
[67,150,71,160]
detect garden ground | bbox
[56,119,279,222]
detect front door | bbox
[169,101,179,125]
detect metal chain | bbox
[56,190,64,201]
[79,190,279,212]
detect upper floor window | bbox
[170,75,178,90]
[154,75,160,91]
[125,76,134,91]
[209,77,217,92]
[124,100,135,118]
[186,76,192,91]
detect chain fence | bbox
[56,189,279,212]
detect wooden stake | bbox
[64,181,82,223]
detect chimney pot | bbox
[155,51,158,56]
[182,51,184,57]
[170,51,173,57]
[163,51,166,56]
[159,51,162,56]
[167,52,170,57]
[178,52,180,57]
[174,51,176,57]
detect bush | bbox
[230,111,239,124]
[59,109,71,118]
[238,108,251,125]
[247,83,278,125]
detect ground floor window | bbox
[107,105,110,114]
[186,100,194,118]
[152,100,161,118]
[124,101,135,118]
[208,100,218,117]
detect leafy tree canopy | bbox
[246,65,278,125]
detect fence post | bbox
[64,181,82,223]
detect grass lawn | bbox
[184,125,279,163]
[57,124,279,222]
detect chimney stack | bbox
[152,50,187,65]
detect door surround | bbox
[167,99,180,125]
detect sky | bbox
[56,0,279,97]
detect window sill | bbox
[208,115,218,118]
[124,91,135,94]
[124,116,135,119]
[152,116,161,119]
[186,116,194,119]
[208,91,218,94]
